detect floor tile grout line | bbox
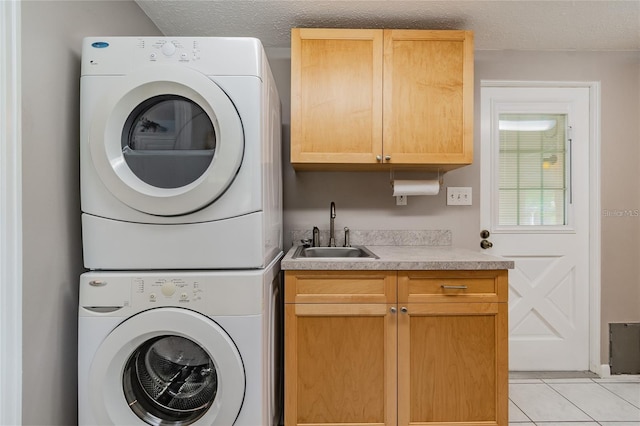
[593,380,640,410]
[508,395,534,424]
[509,381,595,423]
[545,381,598,422]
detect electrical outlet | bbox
[396,195,407,206]
[447,187,472,206]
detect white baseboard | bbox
[598,364,611,377]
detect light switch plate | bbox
[447,187,472,206]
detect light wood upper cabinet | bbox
[290,28,474,171]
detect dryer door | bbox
[89,65,244,216]
[88,308,245,426]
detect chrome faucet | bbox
[329,202,336,247]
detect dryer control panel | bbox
[81,36,264,78]
[147,39,200,63]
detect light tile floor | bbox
[509,374,640,425]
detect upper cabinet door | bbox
[383,30,474,166]
[291,28,383,168]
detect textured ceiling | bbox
[135,0,640,51]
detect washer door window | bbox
[88,308,245,425]
[89,66,244,216]
[123,335,218,425]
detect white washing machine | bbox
[80,37,282,270]
[78,256,283,426]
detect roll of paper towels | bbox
[392,180,440,196]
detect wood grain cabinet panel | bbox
[383,30,473,167]
[290,28,474,171]
[284,269,508,426]
[285,303,397,426]
[397,302,508,426]
[291,28,383,167]
[285,270,396,304]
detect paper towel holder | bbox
[389,169,444,188]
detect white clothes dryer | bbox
[80,37,282,270]
[78,256,283,426]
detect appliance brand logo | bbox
[91,41,109,48]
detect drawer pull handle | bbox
[441,285,468,290]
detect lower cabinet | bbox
[284,269,508,426]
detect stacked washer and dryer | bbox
[78,37,283,426]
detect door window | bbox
[123,335,218,425]
[122,95,216,189]
[498,113,568,227]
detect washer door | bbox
[89,65,244,216]
[89,308,245,426]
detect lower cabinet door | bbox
[397,302,508,426]
[285,303,397,426]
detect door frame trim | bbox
[480,80,602,374]
[0,0,23,423]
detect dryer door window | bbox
[123,335,218,425]
[122,95,216,189]
[88,66,244,216]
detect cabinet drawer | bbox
[398,270,508,303]
[285,270,396,304]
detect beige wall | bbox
[21,2,160,424]
[271,48,640,366]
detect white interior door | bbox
[480,85,591,371]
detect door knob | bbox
[480,230,490,238]
[480,239,493,249]
[376,155,382,162]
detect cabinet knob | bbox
[400,306,408,313]
[390,306,397,314]
[376,155,382,162]
[385,155,391,161]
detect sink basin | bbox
[293,245,378,259]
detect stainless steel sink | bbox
[292,245,378,259]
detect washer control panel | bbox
[80,271,265,316]
[133,277,204,305]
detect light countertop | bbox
[281,244,514,271]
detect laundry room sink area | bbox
[281,230,515,425]
[292,245,378,259]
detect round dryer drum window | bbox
[122,95,216,189]
[123,335,218,425]
[88,66,244,216]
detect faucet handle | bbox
[343,227,351,247]
[300,238,312,247]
